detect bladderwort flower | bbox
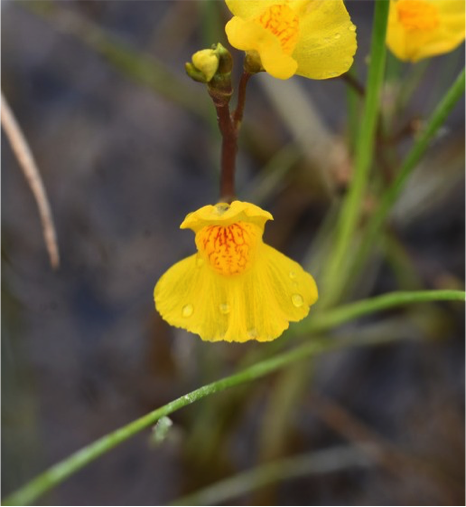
[386,0,465,62]
[154,201,318,342]
[224,0,357,80]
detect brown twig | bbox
[1,92,60,269]
[233,71,252,129]
[215,100,238,202]
[340,72,365,97]
[210,69,253,202]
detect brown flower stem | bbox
[214,100,238,202]
[210,69,253,202]
[233,71,252,129]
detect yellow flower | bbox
[224,0,357,80]
[154,201,318,342]
[386,0,465,62]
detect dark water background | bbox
[2,1,465,505]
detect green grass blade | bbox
[321,0,390,307]
[348,69,465,286]
[3,289,464,506]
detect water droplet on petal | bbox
[349,24,357,32]
[289,271,296,279]
[248,328,258,339]
[292,294,304,308]
[334,33,341,39]
[219,303,230,315]
[182,304,193,317]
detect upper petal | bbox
[292,0,357,79]
[181,200,273,233]
[225,0,282,19]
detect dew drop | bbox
[334,33,341,39]
[289,271,297,279]
[292,294,304,308]
[182,304,193,317]
[219,303,230,315]
[349,24,356,32]
[247,328,258,339]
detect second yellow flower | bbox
[225,0,357,80]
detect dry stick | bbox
[1,92,60,269]
[309,391,462,504]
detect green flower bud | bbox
[189,49,219,83]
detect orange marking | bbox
[196,222,259,276]
[396,0,439,30]
[256,4,300,54]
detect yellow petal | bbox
[225,17,269,52]
[225,0,280,19]
[154,242,318,343]
[225,16,298,79]
[435,0,466,24]
[437,0,466,48]
[154,253,230,341]
[292,0,357,79]
[259,41,299,79]
[181,200,273,233]
[258,243,318,329]
[155,200,318,343]
[387,0,465,62]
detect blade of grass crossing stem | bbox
[291,290,464,336]
[321,0,390,308]
[346,65,361,155]
[3,290,464,506]
[346,69,465,290]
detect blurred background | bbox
[2,1,465,505]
